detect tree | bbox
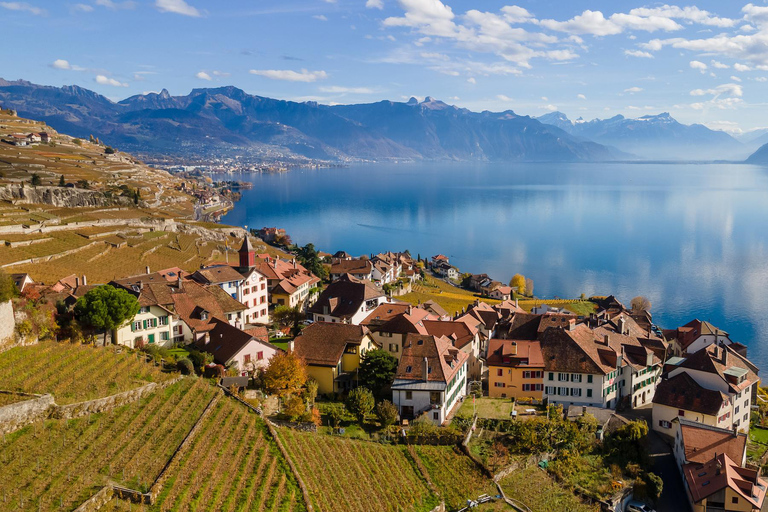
[375,400,398,428]
[325,403,347,428]
[58,175,66,187]
[346,387,375,426]
[0,270,17,302]
[30,173,41,186]
[460,273,473,289]
[295,243,327,280]
[177,357,194,375]
[283,395,305,420]
[358,349,398,398]
[77,179,90,189]
[303,378,319,405]
[631,296,652,312]
[272,303,305,337]
[525,278,534,297]
[510,274,526,295]
[104,146,115,154]
[262,351,307,398]
[73,285,140,344]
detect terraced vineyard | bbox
[0,378,216,511]
[498,466,599,512]
[411,445,498,510]
[277,428,437,512]
[0,342,173,403]
[142,398,305,512]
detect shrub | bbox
[376,400,398,428]
[104,146,115,154]
[283,395,306,420]
[177,357,194,375]
[346,387,375,425]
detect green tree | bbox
[325,403,347,428]
[303,378,319,406]
[73,285,140,344]
[30,173,41,186]
[346,386,375,426]
[283,395,306,420]
[272,303,305,337]
[375,400,398,428]
[58,174,66,187]
[76,179,89,189]
[358,349,398,398]
[459,273,473,289]
[104,146,115,154]
[510,273,526,295]
[0,270,18,302]
[295,243,327,280]
[177,357,194,375]
[262,351,307,398]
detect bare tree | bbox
[630,296,652,312]
[525,278,534,297]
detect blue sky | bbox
[2,0,768,132]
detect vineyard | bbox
[277,428,438,512]
[498,466,599,512]
[411,445,497,510]
[0,342,174,404]
[140,397,305,512]
[0,378,216,511]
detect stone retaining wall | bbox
[51,376,183,420]
[0,392,54,435]
[268,417,318,432]
[72,486,114,512]
[0,300,14,346]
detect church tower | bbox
[238,236,255,268]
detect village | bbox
[3,231,765,512]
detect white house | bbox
[664,319,735,357]
[308,274,389,325]
[115,303,179,349]
[198,320,279,374]
[489,286,513,301]
[392,334,468,425]
[652,372,732,434]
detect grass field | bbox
[455,397,515,420]
[499,466,599,512]
[277,428,437,512]
[399,276,500,315]
[0,378,216,511]
[750,427,768,444]
[0,342,174,404]
[411,445,497,510]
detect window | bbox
[559,373,568,382]
[406,366,412,373]
[571,388,582,397]
[405,391,413,400]
[735,405,740,414]
[159,316,169,326]
[131,321,141,332]
[257,351,264,360]
[732,497,739,505]
[261,283,265,290]
[497,369,503,377]
[523,371,530,379]
[548,372,554,381]
[433,412,439,420]
[495,382,505,388]
[659,420,671,429]
[587,389,592,398]
[139,306,150,314]
[587,375,593,384]
[244,354,251,364]
[534,384,543,391]
[559,387,568,396]
[571,374,582,383]
[523,384,531,391]
[160,332,169,341]
[678,410,685,417]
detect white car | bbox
[626,500,655,512]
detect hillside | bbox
[746,142,768,164]
[537,111,746,161]
[0,79,621,163]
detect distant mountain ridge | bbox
[746,142,768,164]
[0,79,620,163]
[536,111,746,161]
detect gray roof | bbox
[391,379,446,391]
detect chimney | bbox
[423,356,429,380]
[582,405,587,415]
[715,459,722,475]
[568,319,576,331]
[293,259,297,269]
[603,334,610,346]
[618,316,626,335]
[82,275,87,286]
[515,298,519,308]
[75,277,80,287]
[145,265,150,274]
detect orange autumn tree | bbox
[262,351,307,398]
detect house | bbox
[665,319,734,357]
[38,132,50,143]
[419,300,450,321]
[487,339,544,400]
[255,254,320,309]
[370,252,405,285]
[431,254,449,267]
[673,418,747,473]
[366,309,433,358]
[467,274,490,292]
[291,322,377,395]
[653,372,732,434]
[333,251,352,260]
[329,259,373,282]
[308,274,389,325]
[391,333,468,425]
[10,273,34,293]
[433,261,459,280]
[422,319,482,380]
[653,344,759,434]
[489,286,513,301]
[531,304,574,315]
[257,227,286,243]
[197,318,279,374]
[682,453,766,512]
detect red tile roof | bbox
[293,322,372,367]
[396,334,467,384]
[683,453,766,509]
[487,339,544,368]
[678,419,747,465]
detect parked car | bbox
[626,500,655,512]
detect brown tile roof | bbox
[422,320,476,350]
[244,325,270,342]
[308,274,384,320]
[396,334,468,384]
[375,312,429,336]
[683,453,766,508]
[192,265,245,285]
[498,312,543,340]
[678,419,747,465]
[537,314,578,333]
[539,323,618,375]
[292,322,371,367]
[420,300,448,318]
[198,319,258,365]
[254,255,320,294]
[361,302,412,326]
[466,302,501,331]
[330,259,373,275]
[652,372,728,416]
[678,344,759,393]
[487,339,544,368]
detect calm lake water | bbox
[218,162,768,370]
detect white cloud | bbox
[742,3,768,28]
[577,93,586,99]
[249,69,328,82]
[73,4,94,12]
[627,5,736,28]
[624,50,653,58]
[212,70,230,77]
[496,94,514,102]
[500,5,534,24]
[540,104,558,111]
[690,83,743,97]
[95,75,128,87]
[734,63,752,72]
[318,86,376,94]
[467,77,476,84]
[711,60,729,69]
[624,86,643,93]
[0,2,44,15]
[756,77,768,82]
[690,60,708,72]
[195,71,212,81]
[155,0,200,17]
[52,59,71,70]
[703,120,743,134]
[365,0,383,9]
[688,83,743,110]
[538,10,681,36]
[730,75,742,82]
[95,0,137,9]
[541,96,548,101]
[313,14,327,21]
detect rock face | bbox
[0,184,113,207]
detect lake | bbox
[218,162,768,370]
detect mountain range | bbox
[536,111,747,161]
[0,78,762,164]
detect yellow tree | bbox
[510,274,526,295]
[262,351,307,398]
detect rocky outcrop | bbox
[0,184,117,208]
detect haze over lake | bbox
[219,162,768,369]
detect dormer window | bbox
[200,311,208,320]
[406,365,412,373]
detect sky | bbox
[2,0,768,132]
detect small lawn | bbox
[269,340,291,351]
[750,427,768,444]
[166,347,190,359]
[456,397,515,420]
